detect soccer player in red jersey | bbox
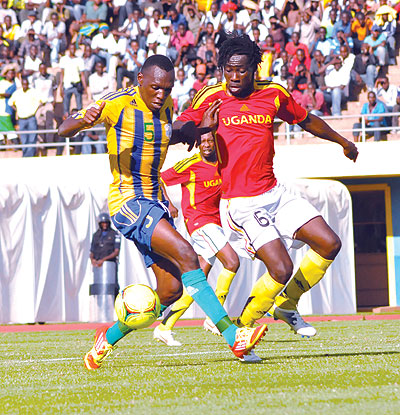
[153,133,252,352]
[175,34,359,337]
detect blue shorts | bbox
[111,197,175,268]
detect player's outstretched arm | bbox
[58,101,106,137]
[298,113,359,162]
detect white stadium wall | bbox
[0,149,356,324]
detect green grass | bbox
[1,320,400,415]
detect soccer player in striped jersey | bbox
[176,35,359,338]
[58,54,268,369]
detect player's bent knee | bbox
[270,262,293,285]
[174,240,199,272]
[224,256,240,273]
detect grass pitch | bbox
[1,319,400,415]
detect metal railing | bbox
[1,112,400,156]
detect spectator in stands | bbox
[82,44,96,86]
[374,75,398,126]
[293,9,320,47]
[32,62,57,155]
[192,63,208,92]
[321,8,338,39]
[146,32,166,57]
[19,10,42,38]
[308,0,323,20]
[181,1,202,40]
[69,0,108,44]
[22,44,41,80]
[285,31,309,58]
[286,75,303,138]
[41,12,67,67]
[236,0,258,34]
[116,38,146,89]
[268,15,286,51]
[220,1,237,34]
[9,77,42,157]
[332,10,352,40]
[0,65,18,146]
[363,24,388,69]
[2,15,20,50]
[351,11,373,54]
[391,91,400,133]
[197,36,218,67]
[0,0,18,25]
[310,26,334,57]
[171,67,193,115]
[18,28,41,61]
[301,80,326,115]
[294,63,311,92]
[201,1,223,33]
[81,129,107,154]
[351,42,378,92]
[60,43,87,118]
[247,13,268,42]
[260,0,275,28]
[156,19,172,56]
[374,5,397,65]
[180,87,196,113]
[168,6,187,32]
[272,49,290,78]
[258,35,278,80]
[321,55,349,116]
[89,61,112,102]
[352,91,387,142]
[331,29,354,55]
[170,22,195,62]
[289,47,311,75]
[272,63,290,87]
[321,0,340,26]
[118,7,147,49]
[280,0,301,39]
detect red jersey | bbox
[161,153,222,234]
[177,81,308,199]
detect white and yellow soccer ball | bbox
[115,284,161,329]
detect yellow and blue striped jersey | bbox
[73,86,174,216]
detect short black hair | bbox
[217,33,262,72]
[141,54,174,74]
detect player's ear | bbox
[137,72,144,86]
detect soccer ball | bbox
[115,284,161,329]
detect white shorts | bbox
[190,223,229,265]
[220,183,320,258]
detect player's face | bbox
[138,66,175,112]
[224,54,255,98]
[199,133,216,161]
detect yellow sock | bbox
[239,272,285,327]
[159,288,194,331]
[274,249,333,311]
[215,268,236,306]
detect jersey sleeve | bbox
[276,88,308,125]
[161,164,191,186]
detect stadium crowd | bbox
[0,0,400,155]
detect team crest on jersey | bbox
[165,123,172,138]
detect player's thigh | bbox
[295,215,341,259]
[151,218,198,272]
[190,223,229,266]
[151,258,183,306]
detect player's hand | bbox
[169,203,179,218]
[179,121,201,151]
[82,101,106,126]
[343,140,358,162]
[199,99,222,131]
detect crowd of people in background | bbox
[0,0,399,156]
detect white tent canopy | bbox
[0,153,356,324]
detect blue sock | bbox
[181,269,237,346]
[106,321,133,345]
[159,304,167,316]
